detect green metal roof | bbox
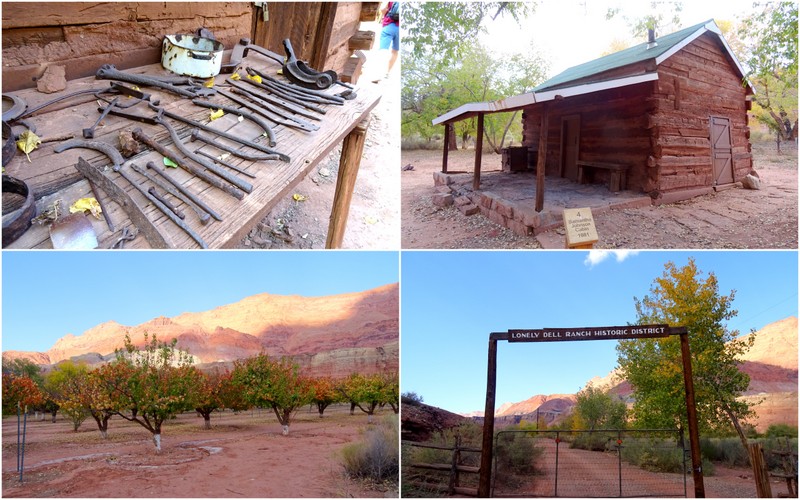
[534,20,715,92]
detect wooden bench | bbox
[576,161,629,192]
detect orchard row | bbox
[2,333,398,452]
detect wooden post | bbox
[474,113,484,190]
[748,442,773,497]
[679,331,705,498]
[442,123,451,173]
[478,335,498,497]
[326,117,370,249]
[535,104,549,212]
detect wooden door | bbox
[252,2,337,70]
[560,115,580,181]
[710,116,734,185]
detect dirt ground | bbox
[237,20,400,250]
[2,404,398,498]
[401,142,798,249]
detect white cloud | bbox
[584,250,640,268]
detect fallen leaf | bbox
[209,109,224,121]
[318,167,331,177]
[16,130,41,162]
[163,157,179,168]
[292,193,306,202]
[237,114,244,122]
[203,77,215,88]
[365,215,378,225]
[230,72,241,81]
[247,74,263,84]
[219,153,231,161]
[69,197,103,219]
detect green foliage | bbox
[574,384,627,431]
[765,423,798,438]
[616,259,756,442]
[620,438,686,473]
[2,358,44,387]
[339,372,395,419]
[103,332,199,450]
[401,3,548,149]
[401,391,424,404]
[700,437,749,467]
[605,2,684,39]
[309,376,343,417]
[45,361,90,431]
[231,353,312,433]
[341,414,399,483]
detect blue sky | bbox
[1,251,399,353]
[401,250,798,414]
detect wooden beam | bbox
[442,123,451,173]
[680,332,706,498]
[326,117,370,249]
[473,113,484,190]
[535,104,549,212]
[478,336,498,498]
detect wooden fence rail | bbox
[403,438,481,496]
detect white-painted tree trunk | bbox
[100,430,108,439]
[153,433,162,453]
[368,413,374,424]
[282,425,289,436]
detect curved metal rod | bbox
[190,99,277,147]
[54,139,125,170]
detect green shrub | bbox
[620,438,685,473]
[342,414,398,482]
[765,424,798,438]
[700,437,749,467]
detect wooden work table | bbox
[3,52,380,249]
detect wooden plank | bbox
[442,123,450,173]
[408,462,480,473]
[535,104,548,212]
[325,117,370,249]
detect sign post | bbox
[479,324,705,498]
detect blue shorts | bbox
[379,22,400,51]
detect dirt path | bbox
[2,405,397,498]
[401,143,798,249]
[237,20,400,250]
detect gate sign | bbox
[508,324,671,342]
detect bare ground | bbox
[401,142,798,249]
[2,405,398,498]
[237,20,400,250]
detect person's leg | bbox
[373,23,399,82]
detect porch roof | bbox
[432,19,750,126]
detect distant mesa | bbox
[3,283,399,379]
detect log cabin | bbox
[433,20,754,210]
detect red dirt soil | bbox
[2,405,398,498]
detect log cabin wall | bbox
[651,32,752,193]
[521,84,654,192]
[2,2,252,92]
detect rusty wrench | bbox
[130,162,211,224]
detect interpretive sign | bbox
[508,324,671,342]
[563,207,598,248]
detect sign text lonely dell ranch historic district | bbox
[508,325,671,342]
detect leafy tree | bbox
[231,354,312,435]
[44,361,90,431]
[309,376,342,417]
[605,1,684,39]
[739,2,798,149]
[574,384,627,431]
[193,367,243,429]
[616,259,756,452]
[85,364,118,439]
[339,373,393,423]
[402,391,424,404]
[2,358,44,386]
[382,373,399,414]
[2,374,44,414]
[102,333,198,453]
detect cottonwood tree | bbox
[103,333,198,453]
[231,354,312,435]
[616,259,756,451]
[574,384,627,431]
[44,361,91,431]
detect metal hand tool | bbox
[239,77,328,114]
[130,162,211,224]
[119,163,208,248]
[96,64,216,99]
[217,89,316,133]
[189,128,281,162]
[190,98,277,146]
[226,87,320,132]
[54,139,125,170]
[110,226,137,249]
[246,67,345,104]
[148,186,185,219]
[194,149,257,179]
[282,38,335,89]
[131,128,245,201]
[145,160,222,222]
[228,79,322,121]
[83,97,120,138]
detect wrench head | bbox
[191,87,218,97]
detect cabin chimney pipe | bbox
[647,28,657,48]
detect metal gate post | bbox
[617,430,623,497]
[679,331,705,498]
[555,431,560,496]
[479,335,500,497]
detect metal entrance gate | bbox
[492,429,688,497]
